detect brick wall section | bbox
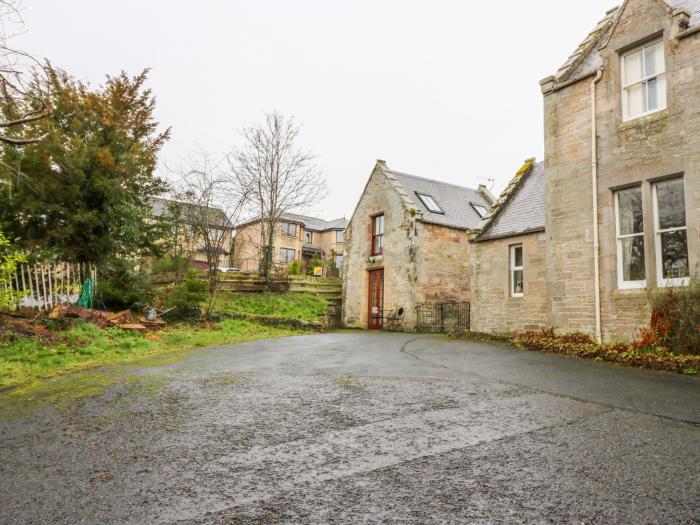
[543,0,700,341]
[471,232,548,334]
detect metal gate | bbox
[415,302,470,334]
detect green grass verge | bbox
[211,292,328,321]
[0,319,299,391]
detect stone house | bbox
[470,159,549,334]
[342,160,494,330]
[344,0,699,342]
[470,0,699,341]
[536,0,699,342]
[151,197,233,270]
[233,214,347,274]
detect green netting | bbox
[76,277,95,309]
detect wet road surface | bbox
[1,332,699,524]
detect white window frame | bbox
[621,40,666,122]
[304,230,313,244]
[335,230,345,243]
[510,244,524,298]
[335,255,344,269]
[652,179,689,288]
[615,188,647,290]
[416,192,444,214]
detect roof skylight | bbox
[416,192,444,214]
[470,202,488,218]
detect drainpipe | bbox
[591,69,603,344]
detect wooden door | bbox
[368,269,384,330]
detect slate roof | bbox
[386,169,492,231]
[238,213,347,232]
[151,197,230,228]
[477,161,545,242]
[554,0,700,85]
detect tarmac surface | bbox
[1,331,699,524]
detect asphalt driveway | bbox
[1,332,699,524]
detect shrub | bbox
[96,259,153,311]
[287,260,301,276]
[513,328,700,375]
[165,269,208,320]
[151,256,192,275]
[0,231,27,310]
[641,281,700,355]
[306,253,322,275]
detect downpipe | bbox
[591,69,603,344]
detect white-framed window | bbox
[304,230,313,243]
[615,186,646,289]
[622,40,666,121]
[280,248,295,264]
[336,230,345,243]
[510,244,524,297]
[415,192,444,214]
[335,255,344,269]
[281,222,297,237]
[653,178,689,287]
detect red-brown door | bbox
[368,269,384,330]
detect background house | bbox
[233,214,347,274]
[151,197,233,270]
[342,160,494,331]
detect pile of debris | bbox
[0,305,172,340]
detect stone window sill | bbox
[617,109,668,132]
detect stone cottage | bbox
[470,159,549,334]
[342,160,494,330]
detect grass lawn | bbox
[212,292,328,321]
[0,319,299,391]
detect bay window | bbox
[615,186,646,289]
[622,40,666,121]
[653,178,689,286]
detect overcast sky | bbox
[16,0,614,219]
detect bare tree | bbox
[230,111,326,278]
[0,1,51,146]
[167,150,250,313]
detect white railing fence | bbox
[6,262,97,310]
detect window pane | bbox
[620,236,646,282]
[625,50,643,84]
[617,187,644,235]
[627,83,644,117]
[513,270,523,295]
[644,44,659,76]
[647,78,658,111]
[660,230,689,280]
[656,178,686,230]
[513,246,523,268]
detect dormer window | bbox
[622,40,666,121]
[470,202,488,218]
[416,192,444,214]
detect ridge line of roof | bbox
[385,169,481,193]
[475,159,540,241]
